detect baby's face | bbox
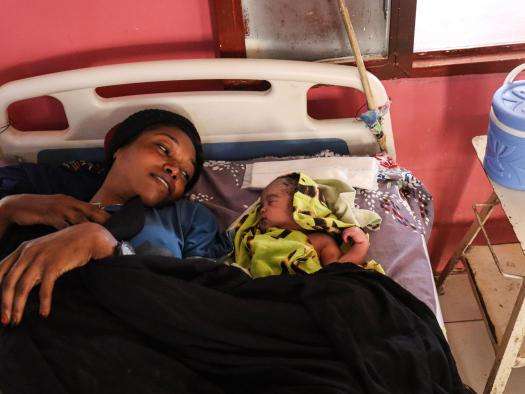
[259,180,296,231]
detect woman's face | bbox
[110,125,197,206]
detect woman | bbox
[0,109,229,326]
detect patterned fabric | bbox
[234,173,382,278]
[359,101,391,151]
[291,173,382,232]
[235,215,321,278]
[60,160,106,175]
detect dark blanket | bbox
[0,257,468,394]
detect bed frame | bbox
[0,58,445,328]
[0,59,394,162]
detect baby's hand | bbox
[339,227,370,265]
[342,227,368,245]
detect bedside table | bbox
[436,135,525,394]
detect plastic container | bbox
[484,64,525,190]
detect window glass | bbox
[241,0,391,61]
[414,0,525,52]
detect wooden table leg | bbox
[484,281,525,393]
[435,192,499,290]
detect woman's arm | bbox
[0,208,9,238]
[0,163,108,239]
[0,222,117,326]
[0,164,36,240]
[0,194,110,238]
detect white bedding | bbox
[242,156,379,190]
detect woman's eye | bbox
[157,144,170,155]
[181,170,190,183]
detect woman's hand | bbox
[0,222,117,326]
[0,194,110,236]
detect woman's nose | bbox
[163,164,180,179]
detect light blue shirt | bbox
[128,200,231,258]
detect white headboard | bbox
[0,59,395,162]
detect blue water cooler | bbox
[484,64,525,190]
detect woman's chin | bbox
[138,192,168,207]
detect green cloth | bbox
[294,175,381,232]
[233,173,382,278]
[235,222,321,277]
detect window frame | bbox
[211,0,525,79]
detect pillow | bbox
[243,156,379,190]
[189,150,433,238]
[189,150,345,230]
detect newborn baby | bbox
[234,172,381,278]
[259,175,369,265]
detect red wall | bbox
[1,0,517,269]
[0,0,216,85]
[383,75,517,268]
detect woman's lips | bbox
[152,174,170,193]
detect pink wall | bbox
[1,0,517,268]
[383,75,516,268]
[0,0,216,86]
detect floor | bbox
[439,272,525,393]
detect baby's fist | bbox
[342,226,368,245]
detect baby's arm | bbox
[308,233,342,266]
[308,227,369,266]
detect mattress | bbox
[189,151,441,316]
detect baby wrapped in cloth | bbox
[233,172,384,278]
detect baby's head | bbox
[259,175,299,232]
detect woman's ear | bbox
[113,148,122,160]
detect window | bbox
[414,0,525,52]
[241,0,390,61]
[212,0,525,78]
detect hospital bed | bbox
[0,58,444,326]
